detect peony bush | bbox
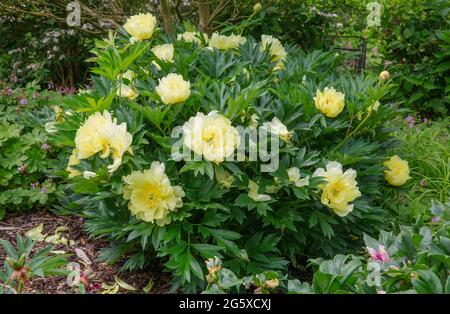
[52,12,412,292]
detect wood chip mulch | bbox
[0,211,171,294]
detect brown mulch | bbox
[0,211,171,294]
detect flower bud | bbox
[379,70,390,81]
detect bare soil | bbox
[0,211,171,294]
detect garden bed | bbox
[0,211,170,294]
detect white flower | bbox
[248,180,271,202]
[151,44,174,69]
[82,171,97,179]
[287,167,310,187]
[262,117,292,142]
[45,121,57,134]
[208,33,247,50]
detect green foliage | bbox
[0,82,64,216]
[375,0,450,115]
[383,118,450,224]
[288,215,450,294]
[52,22,407,293]
[0,235,70,294]
[202,257,281,294]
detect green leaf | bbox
[191,243,223,259]
[217,268,241,289]
[412,270,443,294]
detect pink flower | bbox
[367,245,389,262]
[405,115,415,128]
[431,216,441,223]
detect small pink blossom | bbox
[18,164,28,174]
[431,216,441,223]
[367,245,389,263]
[405,115,415,128]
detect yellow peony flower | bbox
[314,87,345,118]
[262,117,292,142]
[66,149,81,178]
[123,162,184,226]
[287,167,310,187]
[183,111,240,164]
[384,155,411,186]
[379,70,390,81]
[177,31,208,44]
[261,35,288,63]
[208,33,247,50]
[151,44,174,70]
[156,73,190,105]
[313,161,361,217]
[248,180,271,202]
[116,84,138,100]
[74,111,133,173]
[123,13,157,41]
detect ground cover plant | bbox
[0,82,67,219]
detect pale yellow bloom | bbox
[208,33,247,50]
[263,117,292,142]
[215,168,234,189]
[248,180,271,202]
[253,2,262,12]
[74,111,133,173]
[66,149,81,178]
[45,121,57,134]
[261,35,287,63]
[384,155,411,186]
[313,161,361,217]
[151,44,174,69]
[122,70,135,82]
[82,171,97,179]
[183,111,240,164]
[116,84,138,100]
[123,162,184,226]
[123,13,157,41]
[53,105,63,122]
[273,61,286,71]
[379,70,390,81]
[314,87,345,118]
[156,73,190,105]
[177,31,208,44]
[287,167,310,187]
[368,100,380,113]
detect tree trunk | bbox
[159,0,175,34]
[198,1,210,34]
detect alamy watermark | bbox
[66,2,81,27]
